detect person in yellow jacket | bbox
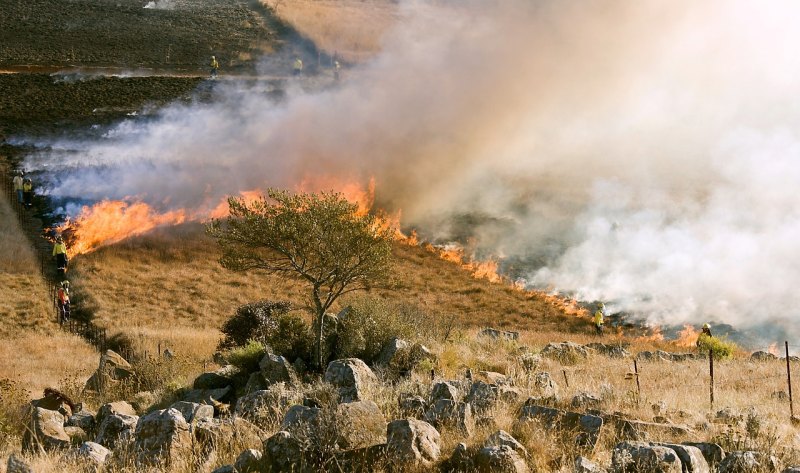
[293,57,303,75]
[53,235,68,273]
[593,302,605,335]
[22,177,33,208]
[12,172,23,203]
[210,55,219,78]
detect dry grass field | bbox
[261,0,399,62]
[0,184,97,398]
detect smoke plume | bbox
[24,0,800,339]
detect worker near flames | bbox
[53,235,68,272]
[293,57,304,75]
[57,280,70,323]
[210,56,219,78]
[334,60,341,80]
[22,177,33,208]
[697,323,713,347]
[12,171,23,204]
[593,302,605,335]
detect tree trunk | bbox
[313,287,325,370]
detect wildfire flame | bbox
[674,324,700,348]
[636,326,665,343]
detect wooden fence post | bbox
[786,341,794,419]
[709,349,715,410]
[562,369,570,388]
[634,359,641,404]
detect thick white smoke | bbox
[25,0,800,338]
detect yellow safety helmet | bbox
[702,323,710,329]
[61,280,70,287]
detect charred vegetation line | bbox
[0,157,107,353]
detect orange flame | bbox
[636,326,665,343]
[59,200,187,255]
[768,343,779,356]
[674,324,700,348]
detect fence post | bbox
[786,341,794,419]
[562,369,570,388]
[709,348,715,410]
[634,359,641,404]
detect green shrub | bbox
[336,296,421,363]
[265,312,312,362]
[226,339,266,373]
[697,334,737,360]
[218,300,292,350]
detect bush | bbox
[0,378,29,446]
[266,312,312,362]
[226,340,267,373]
[697,334,737,360]
[218,300,292,350]
[336,295,421,363]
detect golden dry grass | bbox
[0,182,98,399]
[262,0,399,62]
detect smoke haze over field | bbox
[24,0,800,337]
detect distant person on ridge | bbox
[57,280,70,323]
[53,235,68,273]
[22,177,33,208]
[293,57,303,76]
[334,60,341,81]
[210,55,219,78]
[593,302,605,335]
[12,171,23,203]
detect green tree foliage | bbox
[217,300,292,350]
[697,333,737,360]
[336,295,421,363]
[208,189,394,369]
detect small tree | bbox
[207,188,394,369]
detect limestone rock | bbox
[234,383,301,427]
[431,381,461,402]
[479,328,520,341]
[324,358,378,403]
[466,381,497,413]
[423,399,475,436]
[586,343,631,358]
[531,371,559,399]
[262,430,307,472]
[517,403,603,448]
[243,372,267,394]
[520,353,542,372]
[134,408,192,466]
[22,407,70,452]
[333,400,387,450]
[6,453,33,473]
[611,442,682,473]
[718,451,781,473]
[95,413,138,449]
[540,342,589,364]
[234,448,263,473]
[572,392,602,410]
[683,442,726,467]
[280,405,320,438]
[193,417,263,452]
[386,418,441,468]
[169,401,214,424]
[653,443,710,473]
[750,351,779,362]
[474,445,530,473]
[575,455,606,473]
[96,401,136,427]
[484,430,528,458]
[260,353,299,387]
[74,441,111,467]
[376,337,410,367]
[398,394,427,419]
[64,425,88,446]
[66,408,96,434]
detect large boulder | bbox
[474,445,530,472]
[281,405,321,437]
[262,430,307,473]
[398,394,428,419]
[586,343,631,358]
[31,389,75,418]
[484,430,528,458]
[85,350,134,391]
[169,401,214,424]
[423,400,475,436]
[653,443,710,473]
[95,413,138,449]
[684,442,726,467]
[517,403,603,448]
[64,425,89,446]
[612,442,682,473]
[540,342,590,364]
[234,448,263,473]
[234,383,301,427]
[6,453,33,473]
[333,400,387,450]
[386,418,441,468]
[431,381,461,403]
[95,401,136,427]
[193,417,263,453]
[376,337,410,368]
[134,408,192,466]
[22,407,70,452]
[530,372,559,400]
[466,381,497,413]
[73,441,111,468]
[750,351,779,362]
[260,353,299,387]
[479,328,520,341]
[193,370,235,390]
[324,358,378,403]
[718,451,781,473]
[67,408,97,434]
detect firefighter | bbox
[333,60,341,81]
[57,280,70,323]
[293,57,303,76]
[210,55,219,78]
[12,172,23,204]
[22,177,33,208]
[593,302,605,335]
[53,235,68,273]
[697,323,713,347]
